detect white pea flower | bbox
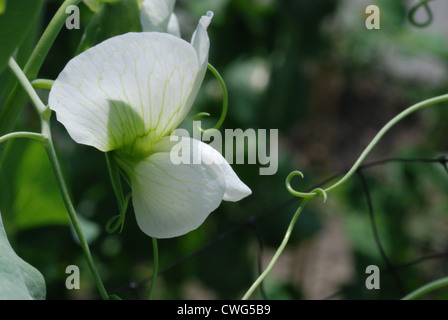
[48,10,251,238]
[140,0,181,37]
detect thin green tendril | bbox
[285,93,448,201]
[105,192,131,234]
[105,152,125,209]
[408,0,433,28]
[242,198,310,300]
[285,171,328,203]
[194,63,228,135]
[248,94,448,300]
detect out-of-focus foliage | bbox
[76,0,142,54]
[0,140,69,231]
[0,0,43,73]
[0,0,447,300]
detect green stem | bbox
[148,237,159,300]
[0,0,82,147]
[402,277,448,300]
[0,131,46,145]
[287,93,448,199]
[42,120,109,300]
[24,0,82,78]
[8,57,49,117]
[242,198,310,300]
[9,52,109,300]
[31,79,54,90]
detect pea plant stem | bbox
[0,0,82,154]
[8,58,48,116]
[148,237,159,300]
[0,131,46,145]
[242,198,310,300]
[402,277,448,300]
[43,121,109,300]
[8,56,109,300]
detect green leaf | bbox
[0,0,6,15]
[0,211,46,299]
[84,0,123,12]
[0,140,70,230]
[0,19,39,109]
[0,0,43,73]
[76,0,142,54]
[83,0,104,12]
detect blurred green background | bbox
[1,0,448,300]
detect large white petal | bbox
[116,136,251,238]
[49,13,212,157]
[140,0,180,37]
[116,138,225,238]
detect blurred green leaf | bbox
[0,0,5,15]
[0,0,43,73]
[0,19,40,110]
[83,0,122,13]
[76,0,141,54]
[0,211,46,299]
[83,0,104,12]
[0,140,69,231]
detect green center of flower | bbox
[117,134,158,159]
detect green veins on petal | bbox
[49,31,204,158]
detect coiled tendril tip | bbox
[194,113,214,135]
[311,188,328,203]
[286,171,328,202]
[408,0,433,28]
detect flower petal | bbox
[49,14,212,157]
[155,135,251,201]
[140,0,180,37]
[188,137,252,202]
[166,12,181,37]
[191,11,213,70]
[116,136,251,238]
[116,138,226,238]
